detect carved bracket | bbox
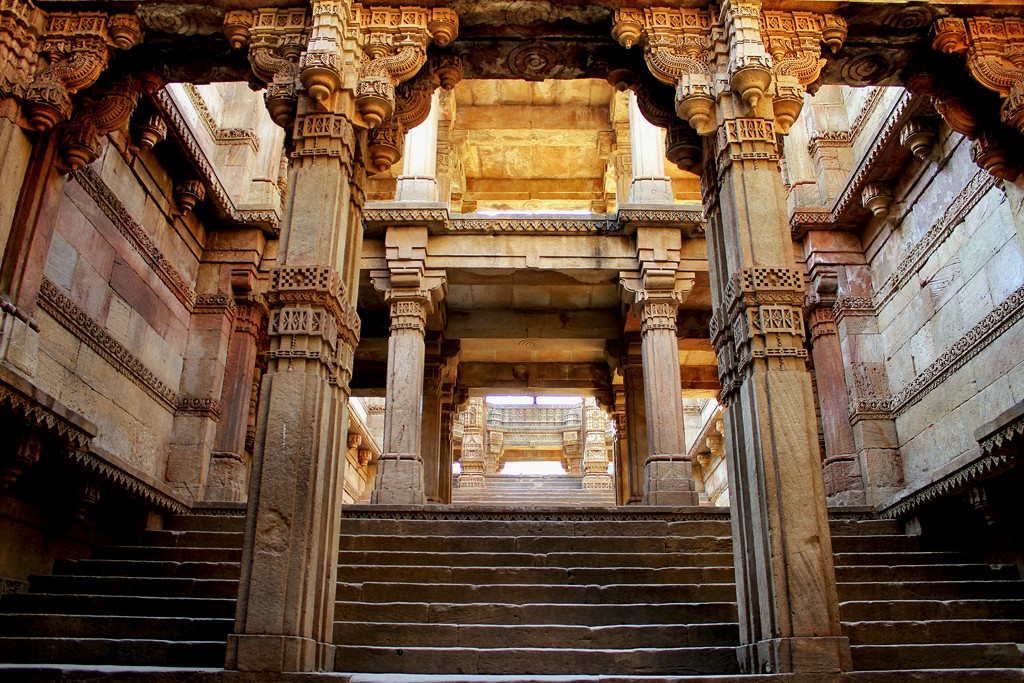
[60,76,141,171]
[612,5,845,137]
[934,17,1024,136]
[24,12,142,131]
[355,6,458,129]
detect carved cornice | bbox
[72,166,197,311]
[0,374,92,449]
[176,394,221,419]
[848,87,886,141]
[152,87,281,235]
[880,450,1015,521]
[361,204,706,236]
[831,89,919,222]
[68,447,189,514]
[38,278,178,410]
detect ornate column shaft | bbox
[208,292,267,503]
[806,272,863,506]
[420,339,443,503]
[637,297,698,505]
[627,92,674,203]
[458,397,486,489]
[621,350,647,505]
[696,2,848,672]
[372,291,429,504]
[227,2,366,669]
[611,0,850,673]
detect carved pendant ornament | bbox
[611,2,847,139]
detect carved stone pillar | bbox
[372,292,430,505]
[207,292,267,503]
[611,387,631,505]
[611,0,850,673]
[395,90,440,202]
[421,338,443,503]
[226,2,367,669]
[438,395,456,504]
[807,278,864,506]
[458,398,486,489]
[621,352,647,505]
[637,297,698,506]
[627,92,674,204]
[166,292,234,501]
[621,229,698,506]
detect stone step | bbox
[337,550,736,569]
[336,564,734,585]
[836,563,1020,583]
[333,622,740,649]
[337,534,732,554]
[164,515,246,533]
[845,619,1024,645]
[0,637,225,667]
[826,518,903,536]
[0,613,233,640]
[331,645,741,676]
[26,575,239,599]
[53,559,241,580]
[833,551,967,566]
[838,580,1024,601]
[840,599,1024,622]
[334,601,738,625]
[337,518,733,538]
[341,673,1024,683]
[830,535,922,553]
[335,581,737,604]
[0,593,236,619]
[91,545,243,562]
[141,530,244,549]
[851,642,1024,670]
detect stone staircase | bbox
[453,474,617,507]
[0,508,1021,681]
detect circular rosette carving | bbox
[882,5,936,32]
[837,50,897,86]
[507,42,562,81]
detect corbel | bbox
[899,116,939,160]
[174,178,206,216]
[861,181,894,218]
[933,17,1024,136]
[612,7,717,135]
[24,12,143,131]
[223,8,310,128]
[59,75,142,171]
[760,11,848,133]
[354,6,458,129]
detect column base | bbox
[643,457,699,506]
[738,636,852,675]
[225,633,331,672]
[371,454,426,505]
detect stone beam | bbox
[446,309,621,340]
[456,362,611,391]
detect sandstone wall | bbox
[868,134,1024,496]
[36,139,203,480]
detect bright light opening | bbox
[536,395,584,405]
[501,461,566,475]
[485,395,535,405]
[452,462,462,474]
